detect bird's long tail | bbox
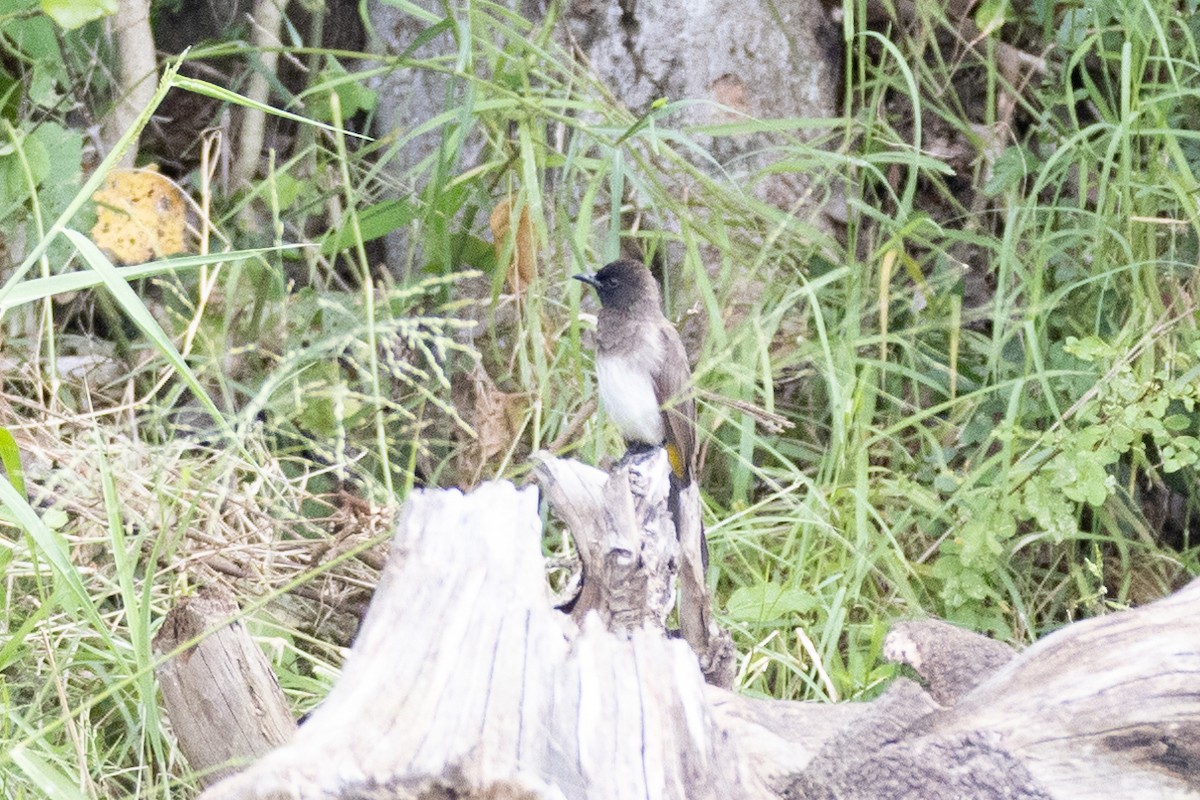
[669,473,708,570]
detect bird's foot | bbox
[622,441,659,459]
[617,442,665,482]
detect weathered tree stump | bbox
[154,587,295,787]
[535,450,735,687]
[192,458,1200,799]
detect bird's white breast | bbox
[596,349,664,445]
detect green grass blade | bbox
[61,228,231,435]
[0,246,302,314]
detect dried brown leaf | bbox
[489,196,537,296]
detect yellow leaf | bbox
[90,167,190,265]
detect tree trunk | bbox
[364,0,841,278]
[154,587,295,787]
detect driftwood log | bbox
[190,453,1200,799]
[154,587,296,787]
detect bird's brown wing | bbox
[653,322,696,484]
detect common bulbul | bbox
[574,259,696,483]
[574,259,706,572]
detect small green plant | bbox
[934,334,1200,632]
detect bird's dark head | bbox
[573,259,660,312]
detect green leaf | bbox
[1021,477,1077,543]
[1163,437,1200,473]
[933,471,959,494]
[271,172,306,210]
[1101,422,1136,461]
[0,149,29,222]
[27,61,63,107]
[0,427,25,498]
[958,569,994,601]
[1057,455,1110,506]
[40,0,116,29]
[0,120,50,219]
[725,582,817,622]
[974,0,1010,35]
[1063,335,1112,363]
[930,545,962,580]
[452,232,497,272]
[1056,6,1091,49]
[320,198,414,255]
[17,124,49,187]
[1146,394,1170,419]
[306,59,378,122]
[957,503,1012,569]
[1164,413,1193,432]
[2,7,62,63]
[944,603,1009,638]
[29,120,82,205]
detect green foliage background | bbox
[0,0,1198,794]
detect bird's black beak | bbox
[573,273,599,289]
